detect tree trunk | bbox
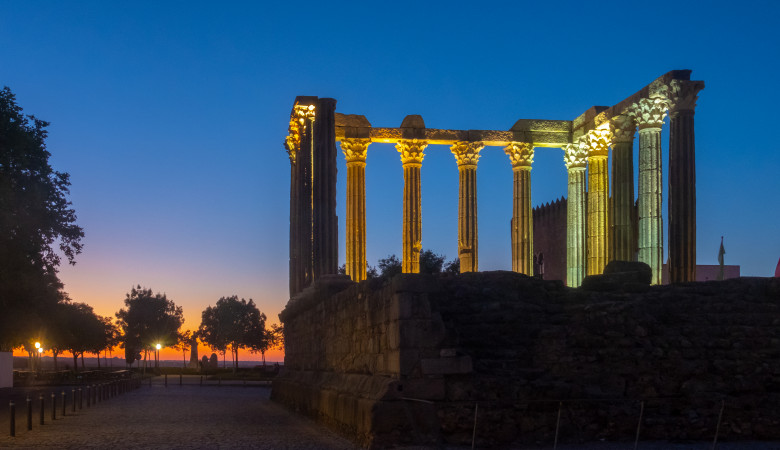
[96,353,101,369]
[72,353,78,372]
[81,354,85,369]
[53,351,59,371]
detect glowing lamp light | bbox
[156,343,162,350]
[34,342,41,349]
[38,348,43,354]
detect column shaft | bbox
[567,168,586,286]
[669,109,696,283]
[587,156,609,275]
[312,98,338,278]
[512,168,533,274]
[289,161,299,296]
[638,127,664,284]
[458,166,478,272]
[346,162,367,281]
[610,140,635,261]
[402,165,422,273]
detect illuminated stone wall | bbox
[274,273,780,447]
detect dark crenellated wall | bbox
[272,272,780,448]
[533,197,567,282]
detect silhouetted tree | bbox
[268,323,284,351]
[55,302,105,371]
[198,296,266,371]
[174,330,192,368]
[0,87,84,352]
[115,286,184,371]
[419,249,445,274]
[377,254,402,278]
[375,250,449,278]
[443,258,460,274]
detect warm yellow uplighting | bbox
[34,342,41,349]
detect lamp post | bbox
[33,342,41,372]
[156,344,161,369]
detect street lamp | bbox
[156,343,161,369]
[33,342,42,372]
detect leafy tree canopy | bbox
[198,296,266,370]
[374,250,459,279]
[0,86,83,351]
[115,286,184,361]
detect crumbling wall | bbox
[273,272,780,448]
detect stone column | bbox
[341,139,371,282]
[585,128,612,275]
[668,80,704,283]
[564,143,588,287]
[312,98,339,279]
[505,142,534,275]
[609,115,636,262]
[628,95,670,284]
[396,139,427,273]
[451,141,484,273]
[285,133,299,296]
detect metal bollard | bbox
[51,393,56,420]
[78,388,83,409]
[72,389,76,412]
[9,401,15,437]
[39,394,44,425]
[61,391,66,416]
[26,396,32,430]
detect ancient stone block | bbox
[420,356,473,375]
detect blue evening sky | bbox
[2,0,778,342]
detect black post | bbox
[61,391,66,416]
[39,394,44,425]
[9,401,15,437]
[51,393,56,420]
[78,388,83,409]
[26,396,32,430]
[72,389,76,412]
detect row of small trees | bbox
[340,249,460,279]
[1,87,284,369]
[114,287,282,372]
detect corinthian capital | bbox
[451,141,484,168]
[627,97,671,130]
[504,142,534,170]
[284,135,299,164]
[293,103,316,125]
[396,139,427,166]
[585,127,613,157]
[341,139,371,164]
[563,142,588,170]
[669,79,704,113]
[610,115,636,143]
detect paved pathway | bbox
[0,376,356,449]
[3,377,780,449]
